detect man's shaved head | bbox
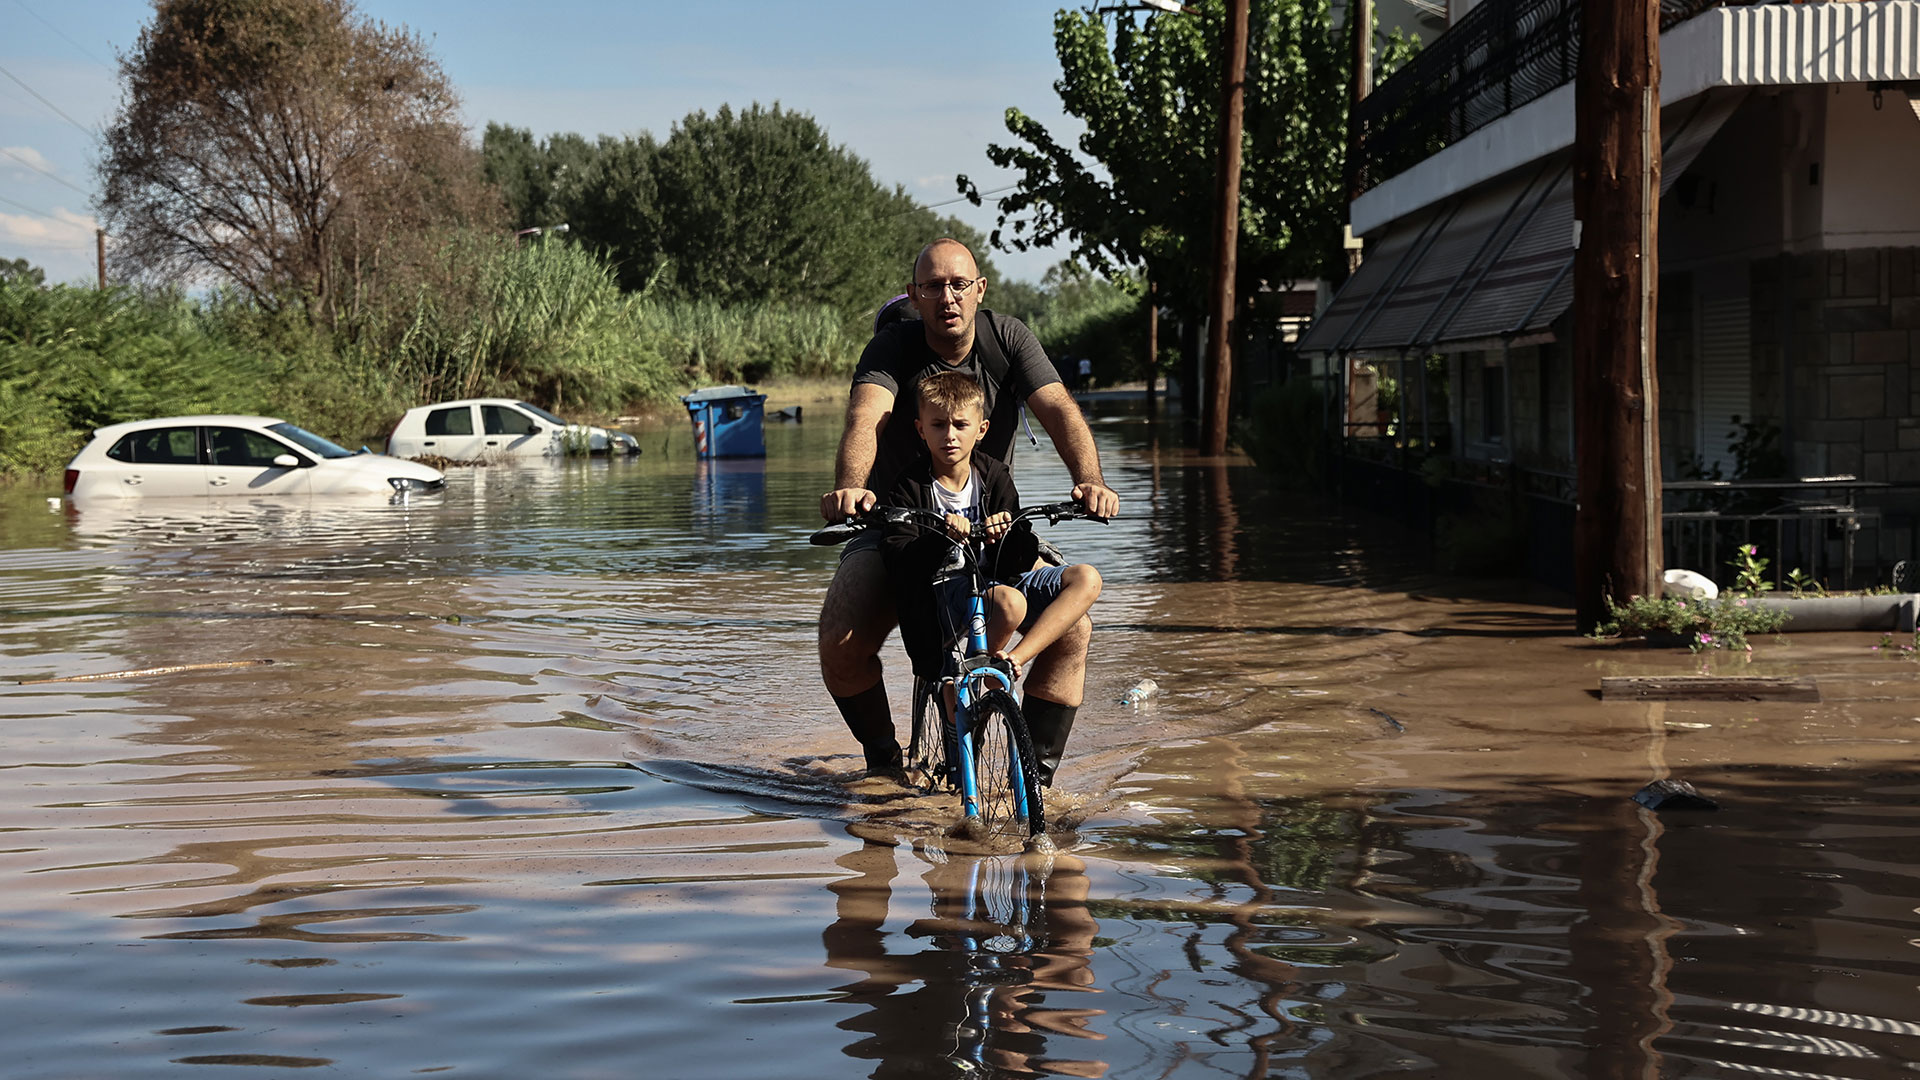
[909,238,987,355]
[913,238,978,282]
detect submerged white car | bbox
[64,415,445,500]
[385,398,641,461]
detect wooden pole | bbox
[1202,0,1249,457]
[1351,0,1372,203]
[1573,0,1663,632]
[1146,280,1160,415]
[96,229,106,289]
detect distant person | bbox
[881,371,1104,783]
[819,238,1119,777]
[1076,355,1093,394]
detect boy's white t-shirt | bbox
[929,470,983,529]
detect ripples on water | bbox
[2,406,1917,1077]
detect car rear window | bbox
[107,427,201,464]
[426,407,474,436]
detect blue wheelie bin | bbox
[681,385,768,458]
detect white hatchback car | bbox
[64,415,446,500]
[385,398,640,461]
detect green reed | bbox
[0,240,866,479]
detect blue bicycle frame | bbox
[943,572,1032,826]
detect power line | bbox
[0,60,98,137]
[927,184,1018,212]
[878,183,1021,222]
[0,145,91,197]
[10,0,115,70]
[0,191,92,231]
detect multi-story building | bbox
[1296,0,1920,588]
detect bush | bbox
[1592,593,1791,652]
[0,242,871,479]
[1236,379,1325,488]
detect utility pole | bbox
[1572,0,1663,631]
[1146,280,1160,415]
[96,229,106,289]
[1202,0,1249,457]
[1350,0,1371,200]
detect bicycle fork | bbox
[951,588,1032,826]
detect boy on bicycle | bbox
[881,370,1104,785]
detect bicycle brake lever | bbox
[808,522,866,546]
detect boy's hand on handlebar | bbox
[982,511,1013,542]
[944,513,972,540]
[1071,481,1120,519]
[821,487,876,522]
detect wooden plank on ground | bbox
[1601,676,1820,702]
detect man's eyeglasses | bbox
[915,278,979,296]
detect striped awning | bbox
[1298,89,1745,355]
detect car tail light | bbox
[63,469,78,494]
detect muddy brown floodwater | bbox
[2,403,1918,1079]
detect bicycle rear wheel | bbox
[965,688,1046,843]
[905,676,955,791]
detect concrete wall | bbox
[1662,95,1789,270]
[1822,85,1920,249]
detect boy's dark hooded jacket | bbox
[881,451,1039,678]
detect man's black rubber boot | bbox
[832,681,899,770]
[1023,696,1078,788]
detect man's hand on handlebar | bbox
[821,487,877,522]
[1070,481,1120,520]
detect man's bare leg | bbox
[818,546,900,769]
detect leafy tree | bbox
[0,258,45,287]
[966,0,1393,321]
[482,124,600,235]
[98,0,500,323]
[482,105,1001,317]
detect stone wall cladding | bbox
[1778,247,1920,488]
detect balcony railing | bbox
[1348,0,1776,199]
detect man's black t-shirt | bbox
[851,310,1060,494]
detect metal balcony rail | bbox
[1348,0,1778,198]
[1663,476,1918,592]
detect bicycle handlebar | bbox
[807,499,1106,547]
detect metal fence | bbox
[1664,478,1920,593]
[1349,0,1781,197]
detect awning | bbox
[1298,89,1745,355]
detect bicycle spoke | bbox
[962,688,1046,844]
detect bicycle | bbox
[811,499,1103,847]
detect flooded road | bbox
[3,404,1918,1078]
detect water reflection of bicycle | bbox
[823,834,1107,1078]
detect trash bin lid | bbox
[680,385,765,404]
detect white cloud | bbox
[0,146,61,177]
[1,206,98,251]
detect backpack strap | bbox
[973,310,1038,452]
[972,309,1011,386]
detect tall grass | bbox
[0,240,868,479]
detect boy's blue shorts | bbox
[1014,564,1074,631]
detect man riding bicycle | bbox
[818,238,1120,780]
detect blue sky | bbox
[0,0,1086,287]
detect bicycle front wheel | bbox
[966,688,1046,842]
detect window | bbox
[1481,361,1506,444]
[107,427,200,464]
[426,407,474,436]
[206,427,294,468]
[482,404,538,436]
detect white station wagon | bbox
[385,398,640,461]
[64,415,445,500]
